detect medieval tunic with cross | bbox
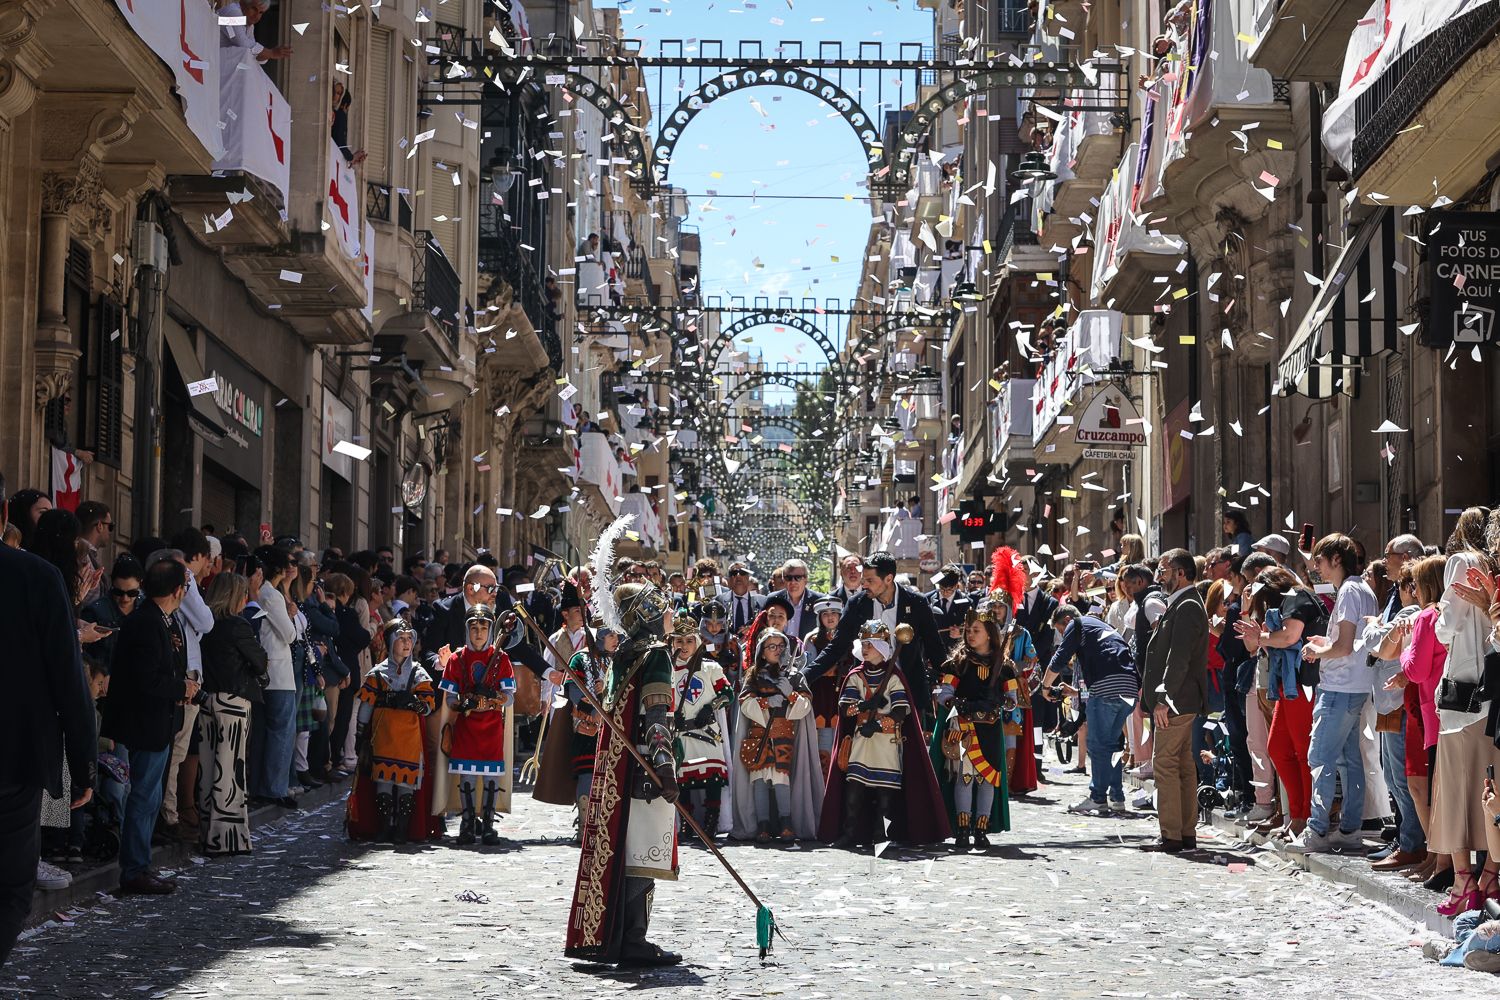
[439,645,516,776]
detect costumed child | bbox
[819,620,951,850]
[669,614,732,841]
[563,625,620,836]
[439,604,516,846]
[351,620,437,843]
[698,602,742,730]
[803,597,854,773]
[929,549,1028,851]
[728,625,823,844]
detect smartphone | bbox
[1077,560,1098,572]
[1299,522,1316,552]
[1489,764,1496,783]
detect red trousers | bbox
[1267,694,1313,821]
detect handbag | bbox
[1374,709,1403,734]
[1436,677,1484,714]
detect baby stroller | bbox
[1196,720,1239,824]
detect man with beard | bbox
[563,581,682,967]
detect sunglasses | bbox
[476,583,501,594]
[784,574,807,581]
[111,587,142,599]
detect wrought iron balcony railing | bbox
[412,230,462,348]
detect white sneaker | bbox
[1130,762,1154,781]
[1068,795,1111,816]
[1422,939,1457,962]
[36,860,72,891]
[1108,796,1128,813]
[1243,803,1275,823]
[1284,828,1334,854]
[1332,828,1365,849]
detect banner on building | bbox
[113,0,224,159]
[51,448,83,512]
[1075,387,1145,448]
[327,137,361,260]
[213,47,291,205]
[1424,212,1500,346]
[321,390,356,481]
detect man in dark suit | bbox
[765,558,827,642]
[1139,549,1209,854]
[102,558,199,896]
[828,553,864,604]
[926,566,971,653]
[0,480,97,964]
[715,561,764,636]
[420,564,561,686]
[806,551,946,719]
[505,564,558,635]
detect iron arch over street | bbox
[652,68,881,189]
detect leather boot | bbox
[973,813,992,850]
[391,790,414,845]
[831,784,863,850]
[953,812,971,852]
[873,790,895,847]
[374,791,395,843]
[755,820,773,845]
[701,805,720,843]
[480,783,501,846]
[457,808,477,845]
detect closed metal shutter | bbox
[201,462,238,537]
[367,28,391,185]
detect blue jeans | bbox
[1085,694,1134,804]
[117,743,170,881]
[1380,721,1424,853]
[1440,909,1500,966]
[1308,690,1368,836]
[250,690,297,799]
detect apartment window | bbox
[367,27,393,185]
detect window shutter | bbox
[367,28,392,185]
[429,172,458,260]
[435,0,465,27]
[93,296,125,466]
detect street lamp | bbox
[1010,150,1057,183]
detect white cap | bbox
[1252,534,1291,557]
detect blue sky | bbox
[603,0,933,370]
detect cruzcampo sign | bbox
[1074,388,1146,448]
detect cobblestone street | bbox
[3,771,1487,999]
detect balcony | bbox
[575,430,623,516]
[478,209,556,372]
[377,231,472,400]
[1030,310,1130,465]
[990,377,1037,468]
[997,204,1056,274]
[219,136,368,344]
[1341,4,1500,204]
[1249,0,1370,82]
[1092,144,1187,314]
[1138,3,1294,246]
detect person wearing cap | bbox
[1253,533,1292,565]
[802,598,853,772]
[438,605,516,846]
[697,602,744,732]
[927,566,972,653]
[669,614,732,840]
[350,620,437,844]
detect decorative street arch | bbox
[704,310,841,372]
[653,68,880,189]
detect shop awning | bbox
[1275,208,1398,398]
[162,321,229,444]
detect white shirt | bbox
[543,626,587,708]
[175,569,214,680]
[871,587,900,633]
[1141,590,1169,626]
[1318,577,1377,693]
[219,2,264,55]
[258,581,298,690]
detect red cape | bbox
[1008,706,1040,795]
[345,738,444,842]
[816,664,952,845]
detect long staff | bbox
[511,603,788,958]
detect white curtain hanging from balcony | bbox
[114,0,224,159]
[1322,0,1491,170]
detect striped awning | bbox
[1275,208,1398,398]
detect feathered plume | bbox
[989,546,1027,609]
[587,514,635,634]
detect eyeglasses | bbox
[728,569,749,577]
[111,587,142,599]
[784,574,807,582]
[762,642,786,651]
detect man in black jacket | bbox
[421,564,561,687]
[0,479,97,965]
[806,551,946,720]
[102,559,199,896]
[714,562,764,636]
[765,558,826,641]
